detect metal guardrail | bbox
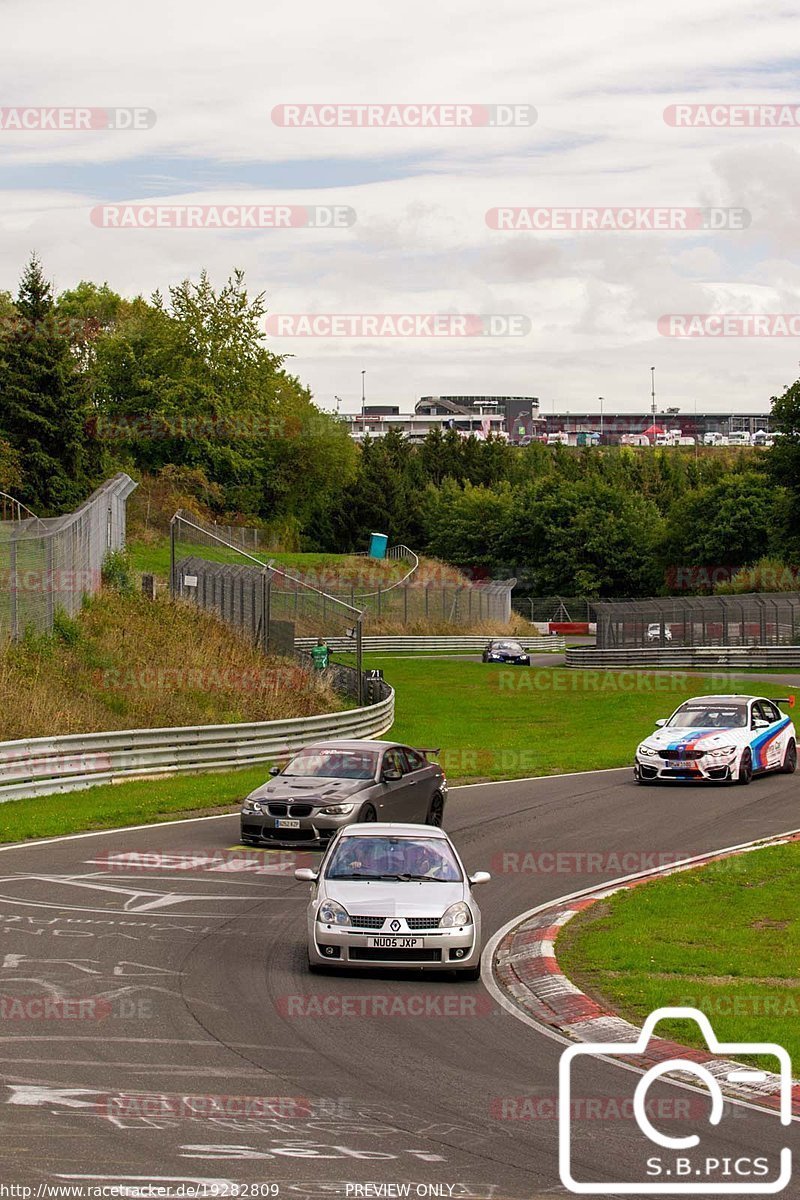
[296,635,566,653]
[0,686,395,803]
[565,646,800,670]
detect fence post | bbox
[10,535,18,641]
[356,614,364,705]
[169,516,176,598]
[404,585,408,623]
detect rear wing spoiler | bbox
[776,697,796,708]
[415,746,442,758]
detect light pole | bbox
[361,370,366,429]
[598,396,604,442]
[650,367,656,418]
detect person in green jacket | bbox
[311,637,329,671]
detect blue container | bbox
[369,532,389,559]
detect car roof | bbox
[676,695,762,704]
[340,822,448,839]
[300,739,403,752]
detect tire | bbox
[737,748,753,785]
[426,792,445,827]
[781,739,797,774]
[359,804,377,822]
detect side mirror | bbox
[752,718,769,730]
[469,871,491,886]
[382,767,403,782]
[269,765,281,776]
[654,719,667,728]
[294,868,318,882]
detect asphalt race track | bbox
[1,767,798,1197]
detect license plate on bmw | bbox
[275,818,300,829]
[367,936,421,949]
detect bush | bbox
[102,549,136,595]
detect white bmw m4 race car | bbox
[634,694,797,785]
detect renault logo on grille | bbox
[390,919,401,932]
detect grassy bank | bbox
[558,841,800,1066]
[0,589,343,741]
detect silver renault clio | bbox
[295,822,491,978]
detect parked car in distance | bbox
[646,623,673,642]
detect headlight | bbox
[317,899,351,926]
[708,745,736,758]
[320,803,354,815]
[637,744,659,757]
[440,902,473,928]
[242,800,262,813]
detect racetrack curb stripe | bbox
[489,828,800,1117]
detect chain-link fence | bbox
[170,512,368,699]
[512,595,599,624]
[0,473,137,640]
[170,511,516,631]
[595,593,800,648]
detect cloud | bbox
[1,0,799,410]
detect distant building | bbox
[541,411,773,440]
[338,398,773,444]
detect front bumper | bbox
[240,809,357,846]
[309,923,480,971]
[634,754,736,783]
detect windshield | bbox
[326,836,462,881]
[495,641,523,653]
[667,704,748,729]
[282,749,377,780]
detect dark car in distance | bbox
[240,739,447,848]
[482,639,530,665]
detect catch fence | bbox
[594,593,800,648]
[170,511,516,632]
[0,473,137,640]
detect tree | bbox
[660,472,785,578]
[501,476,664,596]
[0,255,91,512]
[768,378,800,557]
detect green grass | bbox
[559,842,800,1067]
[129,539,409,584]
[2,657,795,845]
[360,658,797,781]
[0,763,269,845]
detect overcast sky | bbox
[3,0,800,414]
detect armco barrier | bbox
[565,645,800,670]
[296,635,565,653]
[0,686,394,803]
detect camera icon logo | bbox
[559,1006,792,1194]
